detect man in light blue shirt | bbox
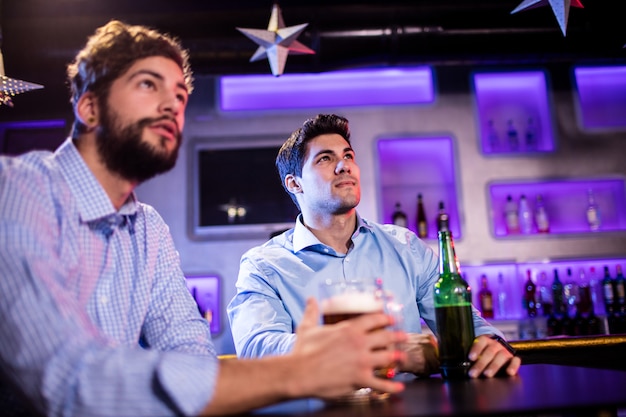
[0,22,407,417]
[228,114,521,378]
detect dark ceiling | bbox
[1,0,625,120]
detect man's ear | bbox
[285,174,302,195]
[75,92,99,128]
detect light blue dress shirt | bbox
[228,214,502,358]
[0,139,217,417]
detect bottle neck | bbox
[438,230,460,277]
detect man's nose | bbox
[335,159,352,174]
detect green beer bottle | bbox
[434,209,475,379]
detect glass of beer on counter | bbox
[319,277,402,402]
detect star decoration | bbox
[237,3,315,76]
[0,51,44,107]
[511,0,584,36]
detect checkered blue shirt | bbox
[0,139,217,417]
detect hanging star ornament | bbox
[511,0,584,36]
[0,50,44,107]
[237,3,315,76]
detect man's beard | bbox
[95,106,181,183]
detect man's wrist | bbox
[489,334,516,356]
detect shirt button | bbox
[324,248,329,253]
[99,296,108,304]
[345,257,350,262]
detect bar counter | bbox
[251,363,626,417]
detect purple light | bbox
[473,71,555,154]
[574,66,626,129]
[219,67,434,111]
[186,275,221,334]
[0,119,65,129]
[489,178,626,237]
[377,136,461,240]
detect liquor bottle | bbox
[391,202,408,228]
[537,271,553,317]
[478,274,494,319]
[433,211,475,380]
[506,119,519,151]
[586,189,601,231]
[487,119,500,152]
[496,272,508,319]
[563,267,579,318]
[547,313,563,337]
[576,268,593,317]
[534,194,550,234]
[523,269,537,318]
[504,195,519,235]
[518,194,533,234]
[436,201,447,233]
[416,193,428,239]
[601,265,615,316]
[524,117,538,150]
[561,307,574,336]
[551,269,565,317]
[588,266,603,317]
[614,264,626,314]
[585,309,602,335]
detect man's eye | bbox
[140,79,155,89]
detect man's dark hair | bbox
[66,20,193,139]
[276,114,351,209]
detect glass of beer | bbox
[319,277,401,402]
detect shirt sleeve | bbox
[227,250,296,358]
[0,163,217,417]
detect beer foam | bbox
[321,292,383,314]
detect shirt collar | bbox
[292,212,374,253]
[55,138,138,223]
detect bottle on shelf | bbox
[486,119,500,152]
[575,268,597,336]
[524,117,538,150]
[537,271,553,317]
[436,201,447,233]
[585,308,602,336]
[601,265,615,316]
[506,119,519,151]
[391,201,408,228]
[563,267,579,319]
[518,194,533,234]
[478,274,494,319]
[504,195,520,235]
[588,266,603,317]
[551,269,565,317]
[416,193,428,239]
[585,189,602,231]
[433,210,474,380]
[576,268,593,317]
[614,264,626,315]
[523,269,537,318]
[496,272,508,320]
[534,194,550,234]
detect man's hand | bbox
[291,298,408,399]
[398,333,439,376]
[468,334,521,378]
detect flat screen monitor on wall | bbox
[189,135,299,240]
